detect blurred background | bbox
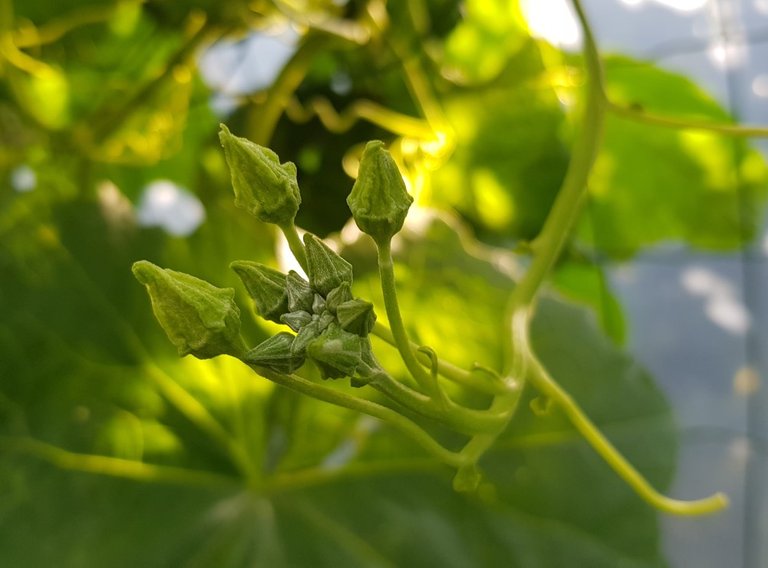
[1,0,768,566]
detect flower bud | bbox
[336,298,376,337]
[280,310,312,333]
[291,312,335,355]
[325,282,353,314]
[303,233,353,295]
[285,271,314,313]
[230,261,288,323]
[346,140,413,245]
[307,324,364,380]
[312,293,326,315]
[219,124,301,226]
[245,332,305,374]
[132,261,243,359]
[291,318,323,355]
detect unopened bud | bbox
[336,298,376,337]
[230,261,288,323]
[307,324,364,380]
[325,282,353,313]
[132,261,243,359]
[219,124,301,226]
[346,140,413,246]
[280,310,312,333]
[245,332,305,374]
[285,271,314,313]
[303,233,353,296]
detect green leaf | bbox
[427,40,569,241]
[579,56,768,256]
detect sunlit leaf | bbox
[580,56,768,256]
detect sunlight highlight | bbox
[520,0,582,49]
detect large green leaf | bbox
[427,39,569,242]
[1,199,674,565]
[580,57,768,256]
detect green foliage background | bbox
[1,0,765,565]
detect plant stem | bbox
[248,364,463,467]
[607,100,768,138]
[372,322,509,395]
[526,357,728,515]
[450,0,607,486]
[376,241,445,402]
[280,221,309,273]
[0,435,240,488]
[370,370,509,434]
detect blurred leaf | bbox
[0,204,673,565]
[551,258,626,345]
[440,0,528,84]
[427,40,569,242]
[9,66,70,129]
[580,57,768,256]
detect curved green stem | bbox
[526,357,728,515]
[607,100,768,138]
[286,96,435,139]
[247,364,463,467]
[0,435,240,488]
[280,221,308,273]
[370,371,509,434]
[372,322,509,395]
[450,0,607,487]
[376,241,445,402]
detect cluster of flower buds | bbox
[233,233,380,386]
[134,126,413,387]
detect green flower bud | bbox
[219,124,301,226]
[325,282,353,314]
[291,318,322,356]
[303,233,353,296]
[307,324,364,380]
[346,140,413,245]
[317,311,335,330]
[336,298,376,337]
[132,261,243,359]
[230,261,288,323]
[245,332,305,374]
[280,310,312,333]
[291,312,334,355]
[312,293,326,315]
[285,271,314,313]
